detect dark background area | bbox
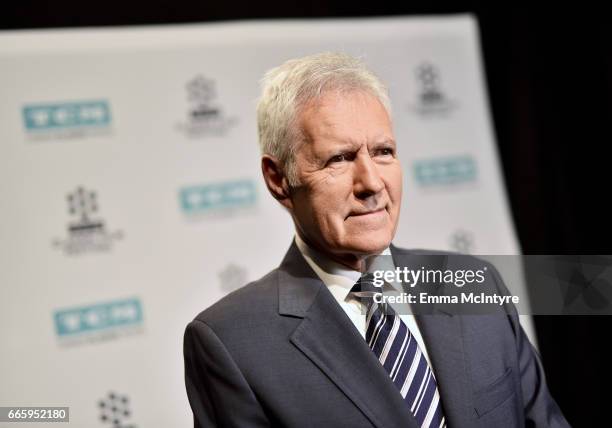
[3,4,611,426]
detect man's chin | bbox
[340,236,392,256]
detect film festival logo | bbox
[449,229,476,254]
[410,62,456,117]
[98,391,137,428]
[175,75,238,138]
[22,99,112,141]
[218,263,248,292]
[52,187,123,255]
[53,297,144,347]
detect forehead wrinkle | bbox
[303,120,360,155]
[316,118,392,150]
[298,91,394,162]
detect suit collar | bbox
[278,239,396,317]
[277,239,323,318]
[294,233,362,304]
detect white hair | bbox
[256,52,392,187]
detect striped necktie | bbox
[351,274,447,428]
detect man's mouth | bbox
[347,207,386,218]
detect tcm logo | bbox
[413,155,477,187]
[179,180,257,216]
[23,100,111,138]
[54,297,143,337]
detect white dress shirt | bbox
[294,234,434,368]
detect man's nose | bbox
[353,153,385,198]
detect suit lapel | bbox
[390,246,474,427]
[415,313,473,427]
[278,241,418,428]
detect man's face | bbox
[289,90,402,264]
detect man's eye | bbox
[329,153,351,163]
[377,148,395,157]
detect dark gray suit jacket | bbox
[184,240,570,427]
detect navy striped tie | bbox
[351,275,446,428]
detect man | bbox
[183,52,569,427]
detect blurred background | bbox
[2,4,611,427]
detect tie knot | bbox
[350,272,394,315]
[350,272,381,295]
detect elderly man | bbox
[183,52,569,427]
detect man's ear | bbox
[261,155,294,210]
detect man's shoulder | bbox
[190,267,281,329]
[392,244,473,257]
[391,245,450,256]
[392,245,497,268]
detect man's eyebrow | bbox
[331,138,395,149]
[318,140,361,154]
[371,139,396,146]
[315,138,396,159]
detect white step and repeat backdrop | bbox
[0,15,530,427]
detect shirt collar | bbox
[294,233,394,303]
